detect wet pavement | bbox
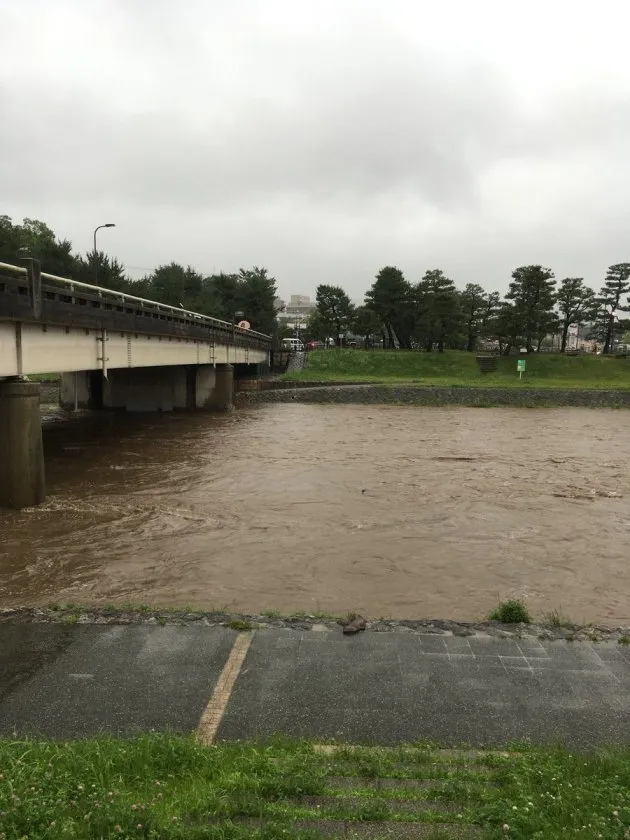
[2,624,630,747]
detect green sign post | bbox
[517,359,526,379]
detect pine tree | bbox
[595,263,630,354]
[556,278,596,352]
[365,266,415,349]
[416,269,461,352]
[505,265,557,352]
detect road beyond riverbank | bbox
[2,622,630,747]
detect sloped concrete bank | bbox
[239,383,630,408]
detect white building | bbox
[276,294,316,332]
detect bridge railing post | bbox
[20,258,42,318]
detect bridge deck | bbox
[0,262,271,352]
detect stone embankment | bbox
[1,606,628,643]
[238,383,630,408]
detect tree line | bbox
[311,263,630,354]
[0,215,279,335]
[3,214,630,352]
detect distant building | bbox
[277,294,316,332]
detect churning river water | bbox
[1,404,629,624]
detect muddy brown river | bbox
[1,404,629,624]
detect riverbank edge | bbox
[2,606,629,643]
[239,383,630,407]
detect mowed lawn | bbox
[1,736,630,839]
[284,350,630,389]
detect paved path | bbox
[1,623,630,746]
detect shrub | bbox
[489,599,531,624]
[228,619,253,631]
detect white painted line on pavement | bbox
[196,631,254,745]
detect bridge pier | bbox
[206,364,234,411]
[59,364,235,412]
[0,380,45,509]
[103,367,189,411]
[60,371,99,410]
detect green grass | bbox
[1,736,629,839]
[228,619,254,631]
[489,600,531,624]
[284,349,630,389]
[29,372,60,382]
[544,609,575,628]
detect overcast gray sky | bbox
[2,0,630,300]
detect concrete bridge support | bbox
[60,363,235,412]
[0,380,45,509]
[60,371,103,411]
[207,363,234,411]
[103,367,188,411]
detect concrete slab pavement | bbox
[1,623,630,747]
[0,623,236,737]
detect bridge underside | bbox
[60,364,238,413]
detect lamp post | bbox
[233,310,244,348]
[93,223,116,285]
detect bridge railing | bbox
[0,261,271,350]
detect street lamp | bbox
[93,223,116,285]
[233,310,244,347]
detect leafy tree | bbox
[192,276,222,316]
[0,215,21,261]
[505,265,557,352]
[595,263,630,354]
[415,269,461,352]
[0,213,280,333]
[303,309,329,343]
[459,283,490,352]
[352,306,381,346]
[147,263,190,307]
[203,273,240,321]
[0,215,78,277]
[183,267,203,304]
[487,302,521,356]
[556,277,596,353]
[315,284,354,345]
[480,291,501,342]
[365,266,415,349]
[127,275,153,299]
[237,266,278,335]
[77,252,129,291]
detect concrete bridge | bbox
[0,260,272,509]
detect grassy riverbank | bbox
[29,372,60,382]
[1,734,629,838]
[284,350,630,390]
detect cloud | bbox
[2,0,630,297]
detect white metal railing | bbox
[0,261,271,340]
